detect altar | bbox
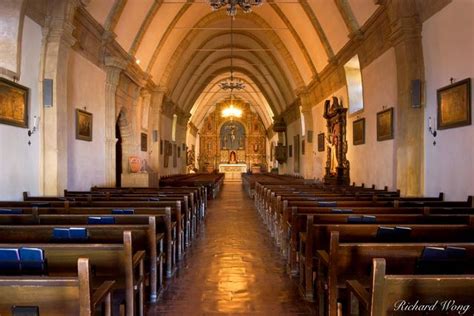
[219,163,247,182]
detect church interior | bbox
[0,0,473,315]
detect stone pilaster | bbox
[149,88,167,172]
[386,0,425,196]
[104,56,127,186]
[299,92,315,178]
[41,0,79,195]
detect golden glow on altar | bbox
[221,104,242,118]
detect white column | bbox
[41,0,78,195]
[104,56,127,186]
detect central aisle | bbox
[147,183,316,315]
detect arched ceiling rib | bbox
[190,73,274,129]
[166,29,297,100]
[167,32,295,109]
[84,0,380,120]
[183,65,281,116]
[173,53,287,114]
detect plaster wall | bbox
[0,0,23,73]
[310,48,397,189]
[160,114,186,175]
[423,0,474,200]
[0,17,41,200]
[347,48,397,190]
[279,118,303,176]
[67,51,106,191]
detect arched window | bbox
[344,55,364,114]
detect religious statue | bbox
[323,96,350,185]
[230,125,236,147]
[229,151,237,163]
[326,123,339,175]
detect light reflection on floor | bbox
[147,183,316,315]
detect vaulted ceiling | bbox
[84,0,379,128]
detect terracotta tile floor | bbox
[146,183,316,315]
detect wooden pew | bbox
[0,227,146,314]
[285,207,474,273]
[89,186,208,216]
[0,200,186,262]
[0,230,143,315]
[0,258,114,316]
[159,173,224,199]
[317,231,474,315]
[299,222,474,301]
[347,258,474,316]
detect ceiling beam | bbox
[299,0,335,62]
[128,0,163,55]
[103,0,127,32]
[267,1,318,78]
[334,0,362,38]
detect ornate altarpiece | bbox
[323,97,350,185]
[198,101,266,172]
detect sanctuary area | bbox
[0,0,473,315]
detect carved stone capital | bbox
[104,55,128,69]
[188,122,199,136]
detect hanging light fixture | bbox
[209,0,263,17]
[222,104,242,118]
[220,15,244,118]
[218,15,245,91]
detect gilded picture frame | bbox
[353,118,365,145]
[376,108,394,141]
[75,109,93,141]
[437,78,471,130]
[0,77,29,128]
[317,133,325,152]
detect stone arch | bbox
[116,108,134,176]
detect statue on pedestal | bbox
[323,97,350,185]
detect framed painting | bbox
[160,140,163,155]
[377,108,394,141]
[294,135,300,173]
[173,144,177,168]
[270,142,274,161]
[353,118,365,145]
[437,78,471,130]
[0,77,29,128]
[302,140,305,155]
[317,133,325,152]
[288,145,293,158]
[75,109,93,141]
[140,133,147,152]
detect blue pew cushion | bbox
[52,227,88,241]
[19,247,46,274]
[112,209,134,215]
[0,209,22,214]
[319,201,337,207]
[87,216,115,224]
[0,248,20,274]
[331,208,353,214]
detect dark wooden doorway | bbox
[115,120,122,187]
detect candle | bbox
[428,117,432,129]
